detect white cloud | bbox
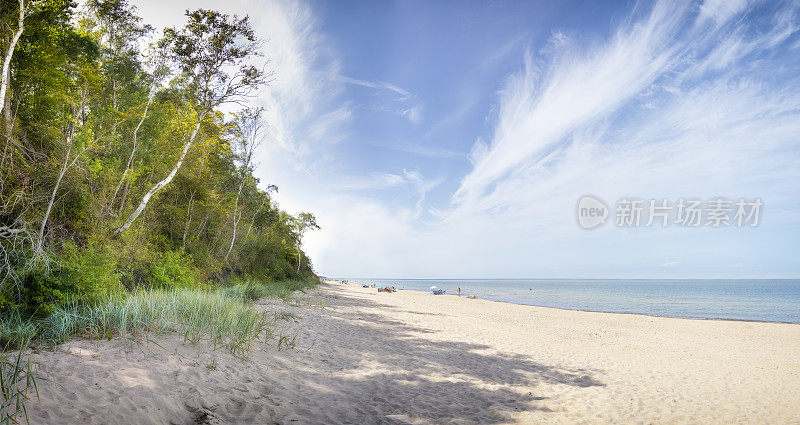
[385,142,460,159]
[695,0,750,28]
[329,74,423,124]
[451,0,800,224]
[402,105,424,125]
[333,172,406,191]
[252,0,349,159]
[453,0,690,206]
[329,74,412,99]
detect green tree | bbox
[117,9,267,234]
[292,212,319,274]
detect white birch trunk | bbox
[182,192,194,247]
[296,243,301,274]
[223,180,245,261]
[35,143,70,254]
[108,89,154,212]
[116,114,204,234]
[35,103,85,254]
[0,0,25,116]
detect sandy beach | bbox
[27,283,800,424]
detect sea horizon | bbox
[342,278,800,324]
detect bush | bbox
[149,250,201,290]
[58,241,123,305]
[0,241,124,316]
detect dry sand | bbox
[27,283,800,424]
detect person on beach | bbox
[458,287,461,297]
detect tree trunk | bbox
[35,96,85,255]
[224,178,245,261]
[0,0,25,116]
[116,114,204,235]
[35,144,69,254]
[223,208,240,261]
[1,67,12,191]
[4,67,12,138]
[296,242,302,274]
[108,89,154,213]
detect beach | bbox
[27,282,800,424]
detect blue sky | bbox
[136,0,800,279]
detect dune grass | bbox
[0,279,317,423]
[222,279,318,302]
[0,279,318,355]
[0,340,37,425]
[35,289,275,356]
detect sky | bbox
[130,0,800,279]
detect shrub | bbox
[58,241,123,305]
[149,250,201,290]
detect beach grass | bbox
[222,279,318,302]
[0,279,317,422]
[0,279,319,354]
[36,289,274,356]
[0,339,37,425]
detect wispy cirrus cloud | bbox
[293,0,800,278]
[333,172,406,191]
[329,74,424,124]
[377,141,460,159]
[329,74,412,99]
[453,0,691,207]
[450,0,800,227]
[254,0,350,158]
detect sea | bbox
[344,279,800,324]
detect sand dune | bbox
[27,283,800,424]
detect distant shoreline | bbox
[333,280,800,325]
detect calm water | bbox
[345,279,800,324]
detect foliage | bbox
[0,0,320,319]
[149,249,200,290]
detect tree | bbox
[116,9,267,235]
[0,0,34,117]
[34,88,91,258]
[292,212,319,274]
[106,43,169,215]
[244,183,277,242]
[224,107,265,261]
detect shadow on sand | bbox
[255,286,604,424]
